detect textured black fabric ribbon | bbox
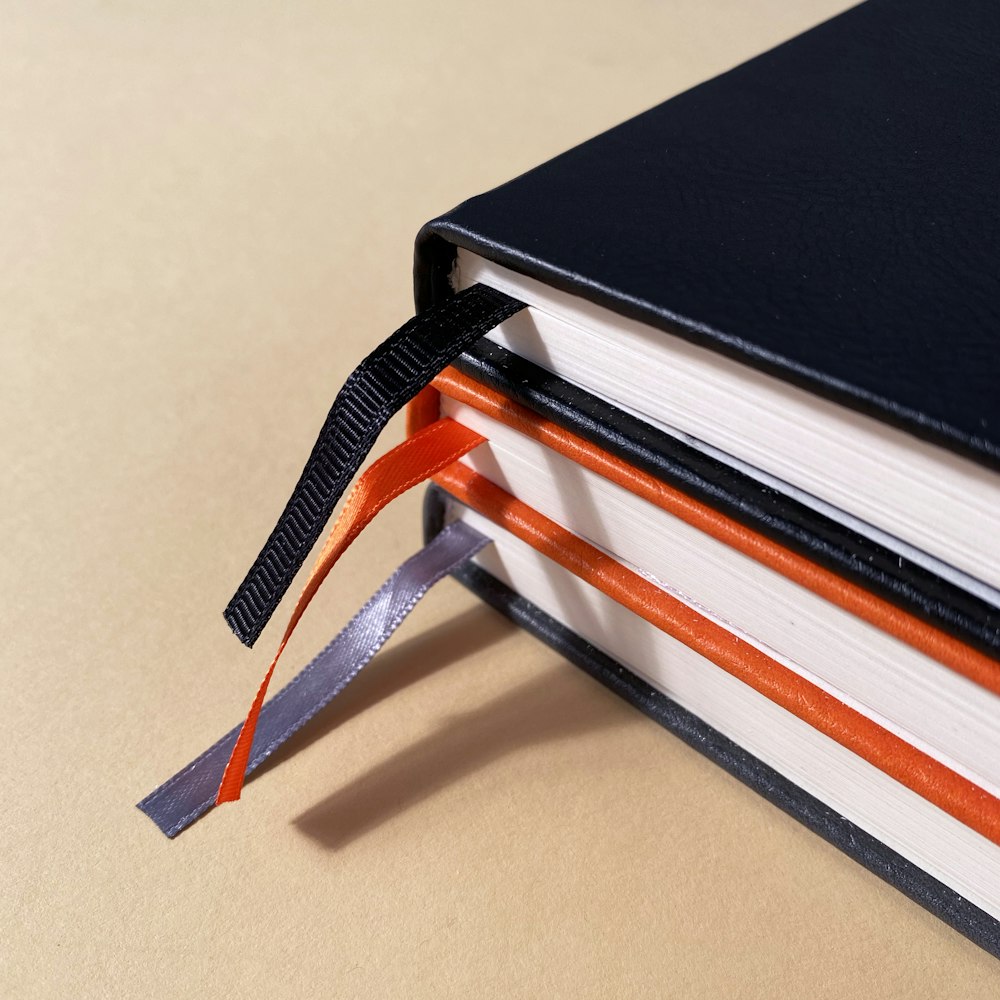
[224,283,524,647]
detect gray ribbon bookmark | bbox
[139,521,489,838]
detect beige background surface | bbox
[3,1,997,996]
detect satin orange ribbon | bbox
[215,417,485,804]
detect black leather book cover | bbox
[415,0,1000,470]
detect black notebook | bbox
[416,0,1000,619]
[408,0,1000,959]
[167,0,1000,961]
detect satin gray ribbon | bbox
[138,521,489,838]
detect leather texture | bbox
[447,342,1000,660]
[421,483,1000,961]
[415,0,1000,469]
[425,459,1000,847]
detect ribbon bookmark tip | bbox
[223,284,524,647]
[137,521,489,838]
[214,418,485,805]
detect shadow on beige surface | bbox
[249,605,518,787]
[293,652,626,849]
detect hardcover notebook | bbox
[143,0,1000,963]
[406,0,1000,956]
[411,371,1000,957]
[415,0,1000,627]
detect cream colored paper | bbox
[3,1,997,996]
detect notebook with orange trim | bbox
[146,0,1000,956]
[398,0,1000,953]
[409,376,1000,955]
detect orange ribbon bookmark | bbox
[215,417,485,804]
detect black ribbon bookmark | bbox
[223,282,524,647]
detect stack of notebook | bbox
[142,0,1000,961]
[408,0,1000,956]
